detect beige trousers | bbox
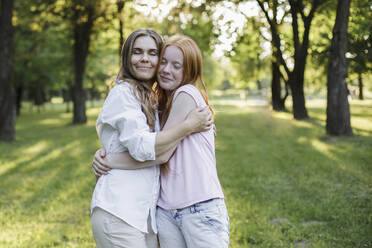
[91,207,158,248]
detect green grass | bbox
[0,99,371,247]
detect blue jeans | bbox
[156,198,229,248]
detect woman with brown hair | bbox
[94,34,229,247]
[91,30,212,248]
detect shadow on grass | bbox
[0,108,99,246]
[1,102,371,247]
[215,106,372,247]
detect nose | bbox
[161,63,170,74]
[141,53,149,62]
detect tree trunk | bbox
[71,4,95,124]
[358,73,363,100]
[289,75,307,119]
[289,46,309,120]
[326,0,353,136]
[257,0,321,119]
[269,4,286,112]
[0,0,16,141]
[117,0,125,56]
[271,60,285,111]
[15,83,23,116]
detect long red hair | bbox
[156,35,214,128]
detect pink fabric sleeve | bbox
[172,85,206,107]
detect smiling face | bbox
[130,36,159,81]
[157,45,184,92]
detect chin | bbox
[159,82,170,90]
[138,74,154,81]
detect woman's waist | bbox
[94,173,159,199]
[97,169,158,187]
[166,150,216,175]
[157,192,224,210]
[160,172,222,196]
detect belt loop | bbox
[190,205,194,214]
[192,204,197,214]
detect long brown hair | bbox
[116,29,163,130]
[157,35,214,128]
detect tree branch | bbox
[289,0,300,52]
[298,0,306,22]
[256,0,291,76]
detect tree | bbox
[326,0,353,136]
[70,1,95,124]
[13,0,73,116]
[229,19,270,91]
[258,0,290,111]
[55,0,112,124]
[0,0,16,141]
[257,0,327,119]
[347,0,372,100]
[117,0,126,56]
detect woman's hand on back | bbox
[92,148,111,178]
[185,107,213,134]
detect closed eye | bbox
[132,48,142,54]
[149,49,158,56]
[173,62,183,69]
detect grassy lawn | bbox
[0,99,371,247]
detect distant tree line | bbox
[0,0,370,141]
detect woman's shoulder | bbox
[106,80,137,101]
[102,80,139,109]
[174,84,204,105]
[174,84,201,98]
[113,80,134,93]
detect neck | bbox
[142,80,154,89]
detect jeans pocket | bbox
[198,207,229,247]
[200,206,228,233]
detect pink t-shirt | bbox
[157,84,224,210]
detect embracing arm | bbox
[92,93,211,172]
[96,116,195,171]
[154,92,202,161]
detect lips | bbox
[136,66,153,70]
[160,75,172,82]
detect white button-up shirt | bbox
[91,81,160,233]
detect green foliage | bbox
[228,18,270,89]
[202,54,226,90]
[13,0,72,97]
[11,0,372,108]
[310,0,372,90]
[85,27,119,93]
[347,0,372,86]
[1,100,372,247]
[306,7,336,90]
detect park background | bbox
[0,0,371,247]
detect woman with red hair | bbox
[91,30,212,248]
[93,34,229,247]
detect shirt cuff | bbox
[128,131,156,162]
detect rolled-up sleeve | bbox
[99,83,156,162]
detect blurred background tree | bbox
[326,0,353,136]
[0,0,16,141]
[1,0,371,141]
[347,0,372,100]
